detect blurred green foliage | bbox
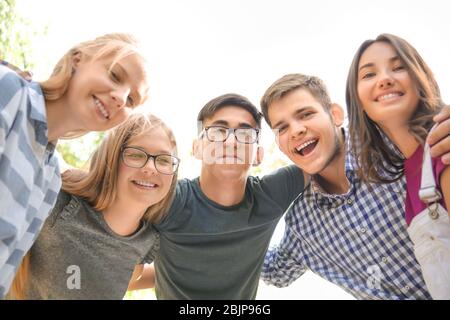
[0,0,38,70]
[57,132,106,168]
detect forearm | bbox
[127,263,155,291]
[261,226,307,287]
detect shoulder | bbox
[0,65,29,102]
[257,165,303,183]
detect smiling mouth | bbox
[295,139,318,156]
[94,96,110,119]
[132,180,158,189]
[376,92,404,102]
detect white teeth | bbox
[134,180,156,188]
[94,97,109,119]
[378,93,401,101]
[296,139,317,152]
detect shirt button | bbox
[381,257,388,264]
[404,285,410,291]
[360,227,367,234]
[347,198,353,205]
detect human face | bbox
[357,41,419,129]
[196,106,260,174]
[116,127,175,208]
[66,53,149,132]
[268,88,343,175]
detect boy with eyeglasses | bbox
[148,93,305,299]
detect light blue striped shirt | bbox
[0,65,61,297]
[262,132,431,299]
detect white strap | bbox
[419,139,442,204]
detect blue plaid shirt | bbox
[0,65,61,297]
[262,132,431,300]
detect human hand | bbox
[427,105,450,164]
[1,60,33,81]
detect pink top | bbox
[404,145,447,226]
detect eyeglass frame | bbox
[200,125,260,144]
[121,146,180,175]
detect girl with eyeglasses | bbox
[8,113,179,299]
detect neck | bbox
[315,134,349,195]
[380,124,419,159]
[102,199,147,236]
[46,98,80,142]
[199,166,247,206]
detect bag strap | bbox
[419,142,442,204]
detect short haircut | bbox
[260,73,332,127]
[197,93,262,133]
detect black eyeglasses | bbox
[201,126,259,144]
[121,147,180,175]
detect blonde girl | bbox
[0,33,149,296]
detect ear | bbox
[330,103,345,127]
[192,139,203,160]
[71,51,83,70]
[252,146,264,167]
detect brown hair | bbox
[346,33,443,183]
[197,93,262,133]
[260,73,332,127]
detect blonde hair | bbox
[8,113,178,299]
[40,33,148,139]
[62,112,178,223]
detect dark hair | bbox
[260,73,332,127]
[346,33,444,183]
[197,93,262,133]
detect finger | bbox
[21,71,33,82]
[427,117,450,145]
[442,154,450,165]
[433,105,450,123]
[430,135,450,158]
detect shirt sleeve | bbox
[261,215,307,287]
[259,165,304,209]
[141,232,160,264]
[0,66,26,156]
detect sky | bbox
[16,0,450,178]
[15,0,450,299]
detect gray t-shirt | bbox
[25,191,159,299]
[154,165,303,299]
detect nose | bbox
[111,85,130,108]
[377,71,394,89]
[223,130,238,146]
[290,121,306,139]
[142,157,158,174]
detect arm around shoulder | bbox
[440,166,450,213]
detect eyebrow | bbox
[126,145,172,155]
[210,120,255,128]
[358,56,401,72]
[272,107,312,129]
[114,63,144,105]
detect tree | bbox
[0,0,36,70]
